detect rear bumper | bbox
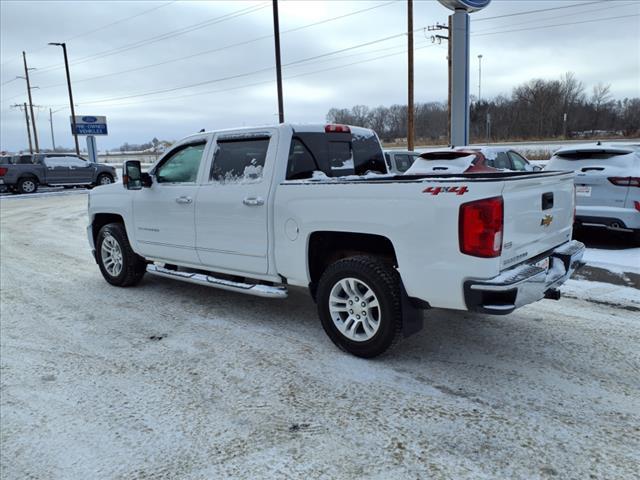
[464,240,585,315]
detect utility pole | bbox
[11,103,34,153]
[477,54,483,102]
[407,0,414,151]
[49,108,56,151]
[49,42,80,155]
[22,51,39,152]
[272,0,284,123]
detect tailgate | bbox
[500,172,574,270]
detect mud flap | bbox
[401,283,424,338]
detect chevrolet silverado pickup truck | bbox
[87,124,584,357]
[0,153,116,194]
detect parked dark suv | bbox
[0,153,116,194]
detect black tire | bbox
[17,177,38,194]
[316,255,402,358]
[95,173,114,187]
[96,223,146,287]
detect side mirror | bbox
[532,165,542,172]
[123,160,142,190]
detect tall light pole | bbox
[22,52,39,152]
[477,54,483,103]
[49,42,80,155]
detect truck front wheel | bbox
[96,223,146,287]
[316,255,402,358]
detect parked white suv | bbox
[87,123,584,357]
[545,143,640,240]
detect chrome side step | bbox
[146,264,288,299]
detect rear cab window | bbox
[286,129,386,180]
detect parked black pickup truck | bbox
[0,153,116,194]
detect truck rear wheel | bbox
[17,177,38,194]
[316,255,402,358]
[96,223,146,287]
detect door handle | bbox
[243,196,264,206]
[175,196,193,204]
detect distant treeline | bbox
[326,73,640,143]
[110,137,173,153]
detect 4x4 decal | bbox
[423,186,469,196]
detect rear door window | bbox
[44,156,76,167]
[210,137,270,183]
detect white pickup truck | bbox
[87,124,585,357]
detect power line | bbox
[64,1,177,43]
[29,1,398,91]
[474,13,640,37]
[474,1,606,22]
[472,1,638,33]
[31,2,270,75]
[0,1,176,69]
[74,42,439,109]
[24,5,635,109]
[58,30,428,107]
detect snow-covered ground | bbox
[1,195,638,479]
[582,247,640,274]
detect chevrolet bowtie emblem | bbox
[540,214,553,227]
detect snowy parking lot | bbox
[1,193,639,479]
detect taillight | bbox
[325,124,351,133]
[459,196,504,258]
[608,177,640,187]
[634,201,640,213]
[0,167,7,176]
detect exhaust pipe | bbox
[544,288,561,301]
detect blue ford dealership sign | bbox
[71,115,108,135]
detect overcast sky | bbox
[1,0,638,151]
